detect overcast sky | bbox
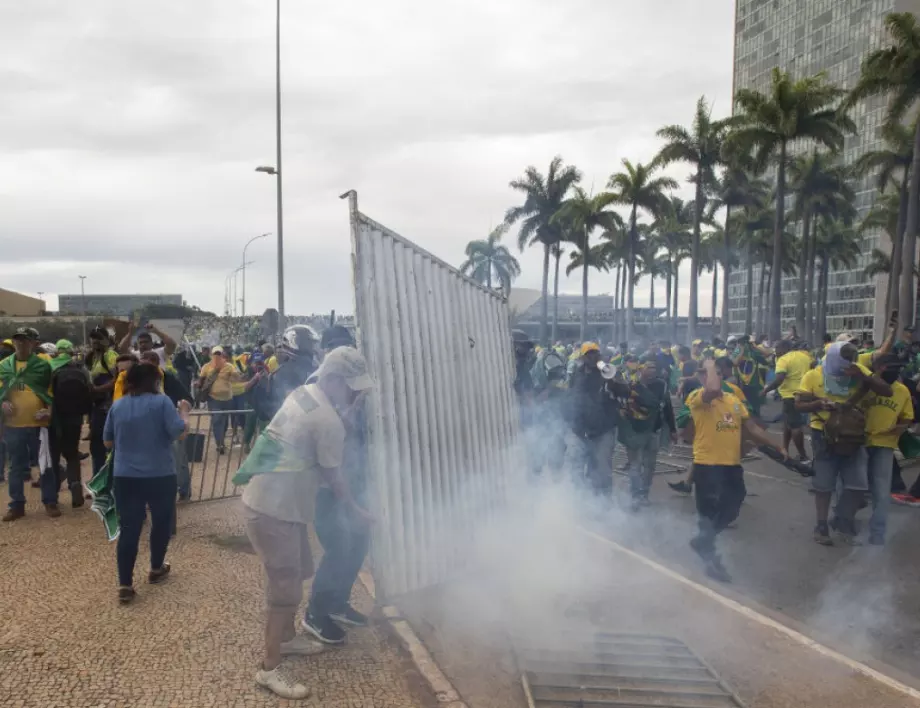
[1,0,735,317]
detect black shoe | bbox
[329,606,368,627]
[668,480,692,495]
[79,452,90,461]
[71,487,84,508]
[814,522,833,546]
[705,556,732,583]
[689,536,711,560]
[302,613,346,644]
[217,445,226,456]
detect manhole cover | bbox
[515,632,744,707]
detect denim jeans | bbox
[866,446,894,541]
[174,438,191,498]
[6,426,58,508]
[307,488,371,619]
[692,464,746,558]
[564,430,617,494]
[0,431,6,480]
[208,398,234,449]
[114,475,177,587]
[624,431,660,500]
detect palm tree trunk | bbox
[649,272,656,339]
[551,248,562,343]
[756,264,767,335]
[795,207,811,338]
[666,256,673,341]
[613,260,621,343]
[899,121,920,333]
[627,206,638,344]
[806,225,818,344]
[711,265,718,338]
[720,211,731,340]
[581,227,589,342]
[769,141,787,341]
[620,258,628,344]
[688,174,703,344]
[673,264,680,342]
[889,172,909,318]
[539,243,551,346]
[745,241,754,335]
[818,255,830,338]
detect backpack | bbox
[824,404,866,456]
[53,362,93,416]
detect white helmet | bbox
[39,342,58,357]
[280,324,319,359]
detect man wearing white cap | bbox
[233,346,374,700]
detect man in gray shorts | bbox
[795,342,892,545]
[233,347,374,699]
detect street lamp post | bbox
[254,0,285,328]
[78,276,87,346]
[37,291,44,315]
[241,233,270,317]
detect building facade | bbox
[0,288,44,317]
[728,0,920,339]
[57,293,183,316]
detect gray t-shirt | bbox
[241,383,345,524]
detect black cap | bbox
[89,326,109,340]
[12,326,39,341]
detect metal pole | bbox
[275,0,285,328]
[78,276,87,347]
[242,232,270,317]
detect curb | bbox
[358,570,468,708]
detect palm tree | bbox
[736,205,774,334]
[656,96,730,343]
[636,227,667,335]
[814,220,861,338]
[848,12,920,328]
[553,187,624,340]
[654,196,694,341]
[608,159,677,344]
[598,225,629,343]
[730,68,855,339]
[505,156,582,344]
[709,154,770,339]
[701,225,731,336]
[787,151,855,337]
[853,120,915,316]
[459,224,521,293]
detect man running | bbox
[762,339,810,460]
[687,359,785,582]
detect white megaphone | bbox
[597,361,616,380]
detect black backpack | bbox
[53,362,93,416]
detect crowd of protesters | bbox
[514,313,920,581]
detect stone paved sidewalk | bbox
[0,477,432,708]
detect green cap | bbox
[55,339,74,352]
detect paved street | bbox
[0,471,432,708]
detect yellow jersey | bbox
[864,381,914,449]
[797,363,872,431]
[687,389,749,466]
[774,350,812,399]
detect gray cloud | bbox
[1,0,734,317]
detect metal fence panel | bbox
[347,191,519,598]
[182,409,254,503]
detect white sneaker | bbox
[255,664,309,699]
[280,634,326,656]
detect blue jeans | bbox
[0,431,6,480]
[307,488,371,618]
[208,398,234,448]
[867,446,894,541]
[174,438,191,498]
[6,426,58,509]
[624,430,660,500]
[114,475,176,586]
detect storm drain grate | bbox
[612,450,687,476]
[515,631,745,708]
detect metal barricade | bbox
[182,408,254,503]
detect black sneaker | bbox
[705,556,732,583]
[302,613,346,644]
[814,522,833,546]
[330,606,368,627]
[668,480,692,495]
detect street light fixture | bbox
[241,233,271,317]
[78,276,87,346]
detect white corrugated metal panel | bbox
[346,191,519,598]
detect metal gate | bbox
[346,191,519,598]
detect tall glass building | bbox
[728,0,920,339]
